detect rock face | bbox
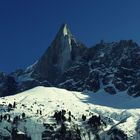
[0,72,17,96]
[58,40,140,97]
[1,24,140,97]
[31,24,86,84]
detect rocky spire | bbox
[57,23,72,37]
[30,23,85,84]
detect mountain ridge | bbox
[0,24,140,97]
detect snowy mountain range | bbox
[0,24,140,139]
[1,24,140,97]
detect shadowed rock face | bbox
[58,40,140,96]
[1,25,140,97]
[30,24,86,84]
[0,72,17,96]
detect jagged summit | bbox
[51,23,73,51]
[25,24,86,84]
[52,23,73,46]
[57,23,72,37]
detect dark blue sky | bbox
[0,0,140,73]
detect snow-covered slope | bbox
[0,86,140,140]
